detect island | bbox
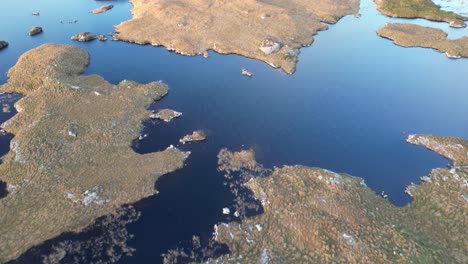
[377,23,468,59]
[114,0,360,74]
[90,4,114,14]
[0,44,188,262]
[374,0,467,26]
[179,130,207,144]
[29,26,43,36]
[165,134,467,263]
[150,108,182,122]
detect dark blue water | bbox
[1,0,468,263]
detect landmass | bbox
[374,0,467,26]
[377,23,468,58]
[114,0,360,74]
[150,108,182,122]
[0,44,188,262]
[90,4,114,14]
[0,40,8,50]
[166,134,467,263]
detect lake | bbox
[1,0,468,263]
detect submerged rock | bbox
[71,32,97,42]
[29,26,43,36]
[90,4,114,14]
[0,41,8,50]
[179,130,206,144]
[241,68,253,77]
[32,11,39,16]
[150,108,182,122]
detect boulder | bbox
[29,26,43,36]
[0,41,8,50]
[71,32,97,42]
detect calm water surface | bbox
[1,0,468,263]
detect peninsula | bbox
[208,135,467,263]
[0,44,188,262]
[374,0,467,26]
[114,0,360,74]
[377,23,468,59]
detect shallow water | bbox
[1,0,468,263]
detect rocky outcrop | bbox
[71,32,97,42]
[0,40,8,50]
[90,4,114,14]
[241,68,253,77]
[450,19,467,28]
[29,26,43,36]
[179,130,206,144]
[150,108,182,122]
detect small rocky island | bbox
[114,0,360,74]
[179,130,206,144]
[377,23,468,59]
[166,135,468,263]
[29,26,43,36]
[150,108,182,122]
[0,44,188,261]
[0,40,8,50]
[71,32,97,42]
[90,4,114,14]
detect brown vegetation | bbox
[0,44,187,261]
[114,0,360,74]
